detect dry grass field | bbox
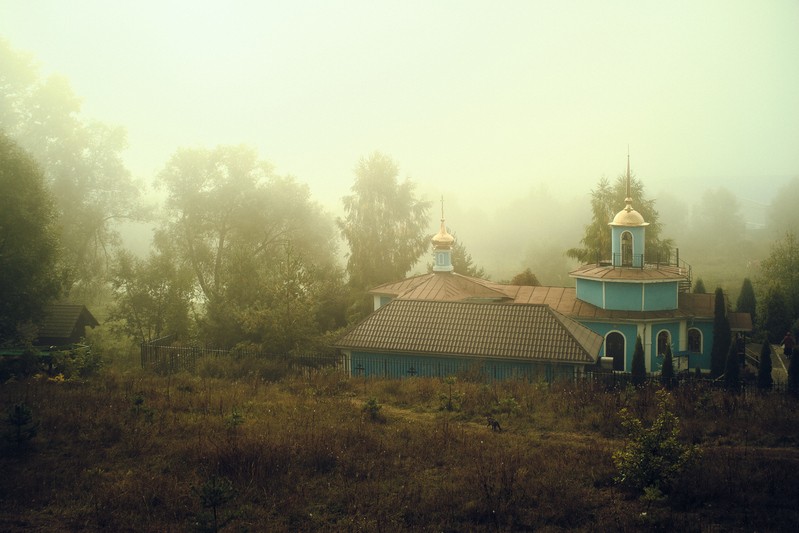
[2,353,799,532]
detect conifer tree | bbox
[757,339,773,390]
[631,335,646,386]
[736,278,757,329]
[711,287,731,378]
[660,343,675,389]
[693,278,707,294]
[724,339,740,392]
[789,347,799,395]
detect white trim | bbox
[641,284,645,311]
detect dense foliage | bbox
[0,39,142,299]
[0,135,62,343]
[154,145,345,351]
[338,152,431,316]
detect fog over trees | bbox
[1,36,798,347]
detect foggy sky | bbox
[2,1,798,216]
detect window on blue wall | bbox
[622,232,633,266]
[606,332,625,371]
[688,328,702,352]
[657,331,671,356]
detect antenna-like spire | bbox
[440,195,445,221]
[625,146,633,212]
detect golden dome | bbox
[610,201,649,227]
[432,218,455,249]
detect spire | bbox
[431,196,454,272]
[625,146,633,211]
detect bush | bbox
[613,389,699,493]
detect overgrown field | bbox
[2,356,799,532]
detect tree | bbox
[631,335,646,385]
[338,152,431,314]
[0,134,63,342]
[1,40,142,299]
[613,389,698,494]
[757,339,773,390]
[450,234,487,278]
[157,145,342,351]
[509,268,541,286]
[660,343,675,389]
[789,347,799,395]
[736,278,757,329]
[693,278,707,294]
[691,188,747,255]
[567,172,674,264]
[760,286,791,344]
[710,288,731,378]
[758,232,799,319]
[723,338,740,391]
[767,176,799,236]
[107,244,194,344]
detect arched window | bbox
[657,330,671,356]
[606,332,625,371]
[621,231,633,266]
[688,328,702,353]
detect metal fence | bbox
[140,337,341,374]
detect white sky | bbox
[2,0,798,215]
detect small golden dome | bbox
[609,194,649,227]
[432,218,455,249]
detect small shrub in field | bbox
[193,475,237,532]
[6,403,38,450]
[613,389,699,494]
[439,376,463,412]
[362,397,384,422]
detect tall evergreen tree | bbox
[693,278,707,294]
[789,347,799,395]
[566,173,673,264]
[660,343,675,389]
[711,288,732,378]
[757,339,773,390]
[724,339,740,391]
[736,278,757,327]
[631,335,647,386]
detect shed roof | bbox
[336,300,603,364]
[37,304,99,342]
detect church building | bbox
[336,157,751,379]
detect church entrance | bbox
[606,332,625,371]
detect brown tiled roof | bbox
[336,300,603,364]
[370,273,748,324]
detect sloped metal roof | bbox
[570,263,686,282]
[336,300,603,364]
[371,272,728,323]
[38,304,99,340]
